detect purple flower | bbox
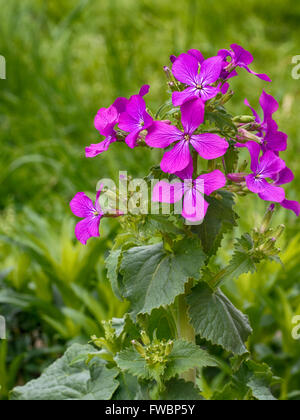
[272,167,300,216]
[171,54,223,106]
[152,163,226,222]
[244,91,287,152]
[145,99,229,174]
[86,97,128,158]
[118,86,153,149]
[243,142,286,203]
[218,44,271,82]
[170,49,205,65]
[70,190,104,245]
[86,85,151,156]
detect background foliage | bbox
[0,0,299,399]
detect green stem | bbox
[176,291,196,384]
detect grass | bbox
[0,0,300,399]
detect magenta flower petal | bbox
[246,174,270,194]
[172,87,198,107]
[273,167,294,185]
[181,98,204,134]
[243,66,272,82]
[230,44,253,66]
[244,98,261,123]
[182,188,209,222]
[198,56,223,85]
[160,141,191,174]
[221,83,230,95]
[94,106,118,136]
[258,152,286,178]
[122,95,146,121]
[197,170,227,196]
[70,192,95,218]
[139,84,150,97]
[190,133,229,160]
[112,97,129,114]
[258,184,285,203]
[152,181,184,204]
[280,199,300,216]
[145,121,182,148]
[75,216,101,245]
[199,86,221,102]
[85,136,116,158]
[260,91,279,122]
[187,49,205,64]
[125,130,141,149]
[175,157,194,181]
[172,53,199,85]
[119,112,141,134]
[264,130,287,152]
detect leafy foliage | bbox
[120,239,206,319]
[188,283,253,355]
[11,345,119,401]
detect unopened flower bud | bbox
[163,66,172,81]
[131,340,145,356]
[233,115,256,124]
[273,224,285,241]
[140,330,151,346]
[260,207,275,234]
[227,173,247,183]
[219,90,234,105]
[237,128,261,143]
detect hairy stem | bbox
[176,290,196,384]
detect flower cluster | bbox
[70,44,299,244]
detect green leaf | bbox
[106,249,123,300]
[115,348,151,380]
[214,234,257,288]
[187,283,252,355]
[223,144,239,174]
[112,373,140,400]
[160,379,203,400]
[206,106,237,134]
[192,191,238,256]
[212,361,276,400]
[121,239,206,319]
[164,340,218,380]
[11,344,119,400]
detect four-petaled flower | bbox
[218,44,271,82]
[118,86,153,148]
[153,161,227,222]
[145,99,229,174]
[70,188,109,245]
[171,54,223,106]
[243,90,287,152]
[243,142,286,203]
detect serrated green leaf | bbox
[164,340,218,380]
[11,344,119,400]
[192,191,238,256]
[121,239,206,319]
[115,348,151,380]
[214,234,256,288]
[160,378,203,400]
[187,283,252,355]
[106,249,123,300]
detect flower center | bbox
[184,134,191,142]
[196,84,203,90]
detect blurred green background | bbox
[0,0,299,399]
